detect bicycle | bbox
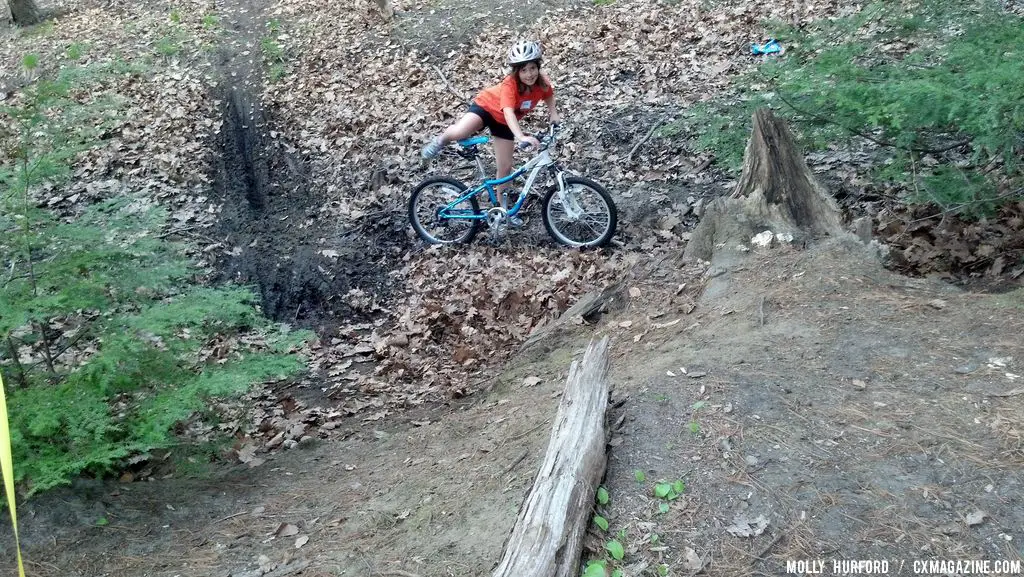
[408,125,618,248]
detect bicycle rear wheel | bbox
[541,176,617,248]
[409,177,481,245]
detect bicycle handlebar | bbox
[519,124,561,153]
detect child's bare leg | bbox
[423,113,484,159]
[439,113,484,145]
[492,137,515,207]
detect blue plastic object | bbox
[751,39,782,55]
[458,135,490,147]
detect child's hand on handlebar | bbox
[516,135,541,151]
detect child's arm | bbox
[503,108,540,149]
[544,92,560,124]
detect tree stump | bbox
[684,108,842,263]
[491,336,610,577]
[3,0,42,26]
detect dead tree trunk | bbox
[3,0,42,25]
[0,0,12,25]
[684,108,842,262]
[492,336,610,577]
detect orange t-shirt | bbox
[473,74,554,125]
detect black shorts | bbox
[468,103,515,141]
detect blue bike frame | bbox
[438,133,561,222]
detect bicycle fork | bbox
[554,170,585,220]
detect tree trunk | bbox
[491,336,610,577]
[1,0,12,24]
[684,107,842,262]
[6,0,42,26]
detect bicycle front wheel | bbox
[542,176,617,248]
[409,177,481,245]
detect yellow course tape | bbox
[0,373,26,577]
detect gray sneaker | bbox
[420,136,445,159]
[508,215,525,228]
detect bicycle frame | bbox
[438,136,562,222]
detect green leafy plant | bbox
[596,486,610,505]
[687,400,706,436]
[654,480,686,500]
[201,13,220,30]
[260,28,289,82]
[268,63,287,83]
[593,514,609,531]
[22,53,39,71]
[65,42,86,60]
[683,0,1024,217]
[605,540,625,560]
[261,37,285,62]
[0,59,310,495]
[653,479,686,514]
[155,32,185,57]
[583,560,608,577]
[658,564,670,576]
[634,469,646,483]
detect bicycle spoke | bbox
[411,180,479,244]
[551,201,608,235]
[543,179,617,247]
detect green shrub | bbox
[686,0,1023,216]
[0,59,310,495]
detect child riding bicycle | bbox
[421,40,562,224]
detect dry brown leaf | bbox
[522,376,542,387]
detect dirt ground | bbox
[11,236,1024,577]
[2,0,1024,576]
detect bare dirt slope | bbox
[12,236,1023,577]
[599,238,1024,574]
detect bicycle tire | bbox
[541,176,617,248]
[408,177,481,245]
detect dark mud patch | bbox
[210,86,395,333]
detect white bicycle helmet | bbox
[507,40,543,66]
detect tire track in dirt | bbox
[208,0,397,332]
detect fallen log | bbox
[519,281,624,358]
[491,336,611,577]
